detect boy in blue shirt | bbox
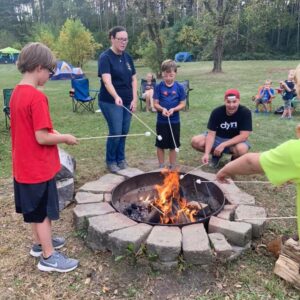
[280,69,296,119]
[153,60,186,169]
[254,79,275,113]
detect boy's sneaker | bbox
[30,237,66,257]
[38,251,79,273]
[209,155,221,168]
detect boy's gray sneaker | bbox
[107,163,120,173]
[117,160,128,169]
[30,237,66,257]
[38,251,79,273]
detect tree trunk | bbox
[212,32,224,73]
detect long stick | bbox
[179,163,208,179]
[167,116,179,151]
[122,105,158,137]
[77,132,150,140]
[236,216,297,221]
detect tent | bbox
[174,52,194,62]
[0,47,20,64]
[51,60,85,80]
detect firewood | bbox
[273,238,300,290]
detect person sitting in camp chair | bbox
[252,79,275,113]
[141,73,156,112]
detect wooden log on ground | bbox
[273,238,300,290]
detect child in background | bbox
[142,72,156,112]
[153,60,186,169]
[254,79,275,113]
[10,42,79,272]
[215,64,300,242]
[280,69,296,119]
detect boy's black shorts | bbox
[155,122,180,149]
[14,178,59,223]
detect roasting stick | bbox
[77,132,151,140]
[179,163,209,180]
[167,116,179,153]
[122,105,163,141]
[236,216,297,221]
[195,179,270,184]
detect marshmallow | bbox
[157,135,163,141]
[175,148,180,153]
[144,131,151,136]
[196,179,201,184]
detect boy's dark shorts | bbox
[155,122,180,149]
[14,178,59,223]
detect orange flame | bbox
[152,169,200,224]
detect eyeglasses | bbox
[46,67,56,77]
[114,37,128,43]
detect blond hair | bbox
[161,59,177,73]
[17,42,56,74]
[295,64,300,97]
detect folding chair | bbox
[139,78,156,111]
[179,80,193,110]
[3,88,13,129]
[70,78,98,113]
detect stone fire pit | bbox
[73,167,267,269]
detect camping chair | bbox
[179,80,193,110]
[3,88,13,129]
[252,85,274,112]
[139,78,156,111]
[70,78,98,113]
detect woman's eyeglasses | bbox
[114,37,128,43]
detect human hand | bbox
[64,134,78,145]
[168,108,174,116]
[216,169,231,183]
[130,100,137,112]
[213,144,225,157]
[115,96,123,106]
[201,153,209,164]
[162,108,169,117]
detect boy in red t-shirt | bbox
[10,42,79,272]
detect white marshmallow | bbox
[196,179,201,184]
[144,131,151,136]
[157,135,163,141]
[175,148,180,153]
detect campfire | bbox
[147,169,207,224]
[111,170,225,226]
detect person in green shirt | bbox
[216,132,300,240]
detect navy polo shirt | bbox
[98,48,136,105]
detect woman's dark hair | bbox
[109,26,127,39]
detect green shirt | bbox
[259,139,300,238]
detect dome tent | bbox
[51,60,85,80]
[174,52,194,62]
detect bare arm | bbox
[201,130,216,164]
[35,129,77,146]
[130,74,138,112]
[102,73,123,106]
[216,153,264,183]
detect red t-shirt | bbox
[10,85,60,183]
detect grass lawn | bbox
[0,60,300,299]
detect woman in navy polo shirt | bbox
[98,26,138,173]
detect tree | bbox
[203,0,238,72]
[133,0,166,77]
[57,19,101,67]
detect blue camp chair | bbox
[70,78,98,113]
[179,80,193,110]
[3,88,13,129]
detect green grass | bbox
[1,61,300,298]
[1,60,298,181]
